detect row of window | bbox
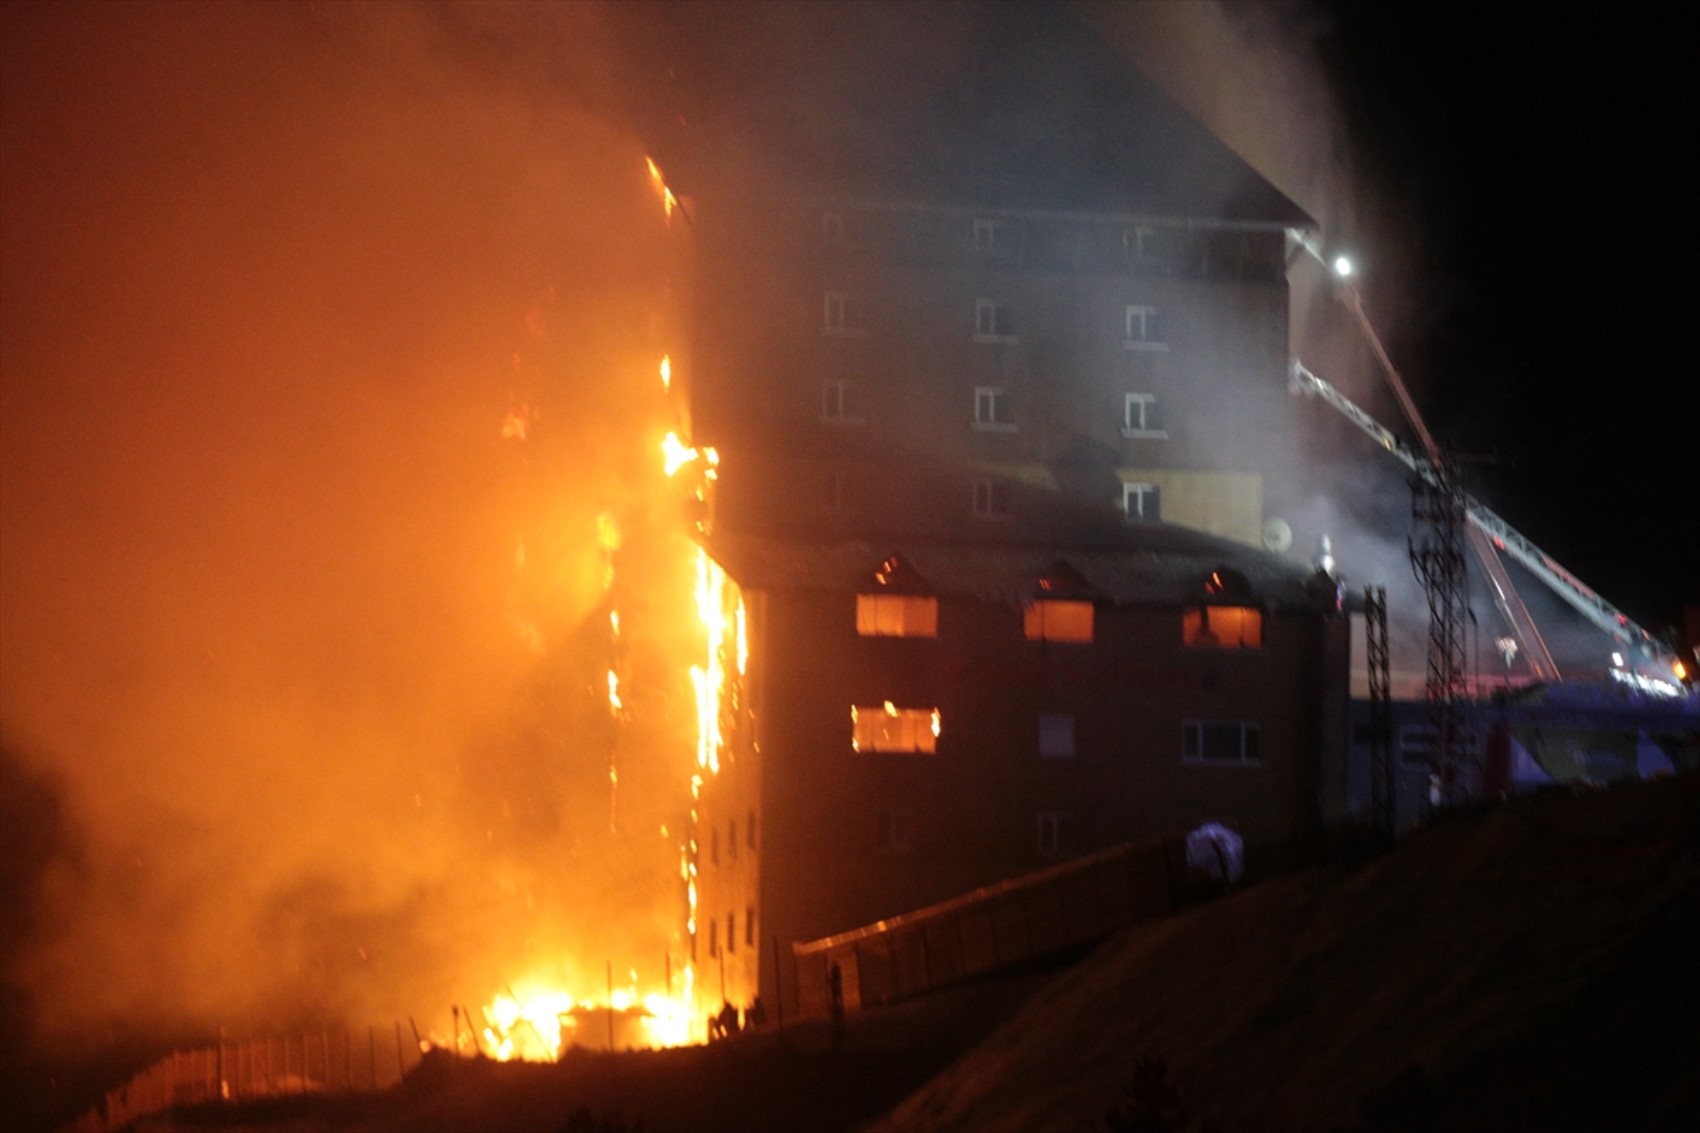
[856,595,1262,647]
[822,292,1167,349]
[851,706,1262,765]
[703,905,757,960]
[819,212,1281,283]
[706,809,759,867]
[875,804,1241,858]
[825,381,1167,437]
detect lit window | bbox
[1037,812,1071,857]
[822,211,845,244]
[1182,606,1263,649]
[876,810,911,852]
[973,386,1014,430]
[975,298,1014,340]
[1182,720,1261,765]
[820,379,860,422]
[1123,305,1165,349]
[1122,393,1166,438]
[856,594,938,637]
[852,703,940,754]
[973,217,1005,252]
[1024,600,1094,643]
[1038,713,1076,758]
[824,291,864,335]
[1122,481,1161,523]
[973,479,1010,518]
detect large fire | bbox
[464,157,728,1059]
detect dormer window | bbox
[1025,600,1094,643]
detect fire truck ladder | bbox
[1288,359,1677,675]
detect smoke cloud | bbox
[1,0,699,1060]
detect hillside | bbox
[92,775,1700,1133]
[871,775,1700,1132]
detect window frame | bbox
[823,290,866,336]
[855,594,939,638]
[1122,392,1167,438]
[973,385,1016,431]
[1036,811,1071,857]
[1024,599,1095,644]
[1181,605,1264,650]
[974,298,1016,342]
[1181,720,1263,766]
[1038,712,1076,759]
[819,379,862,424]
[972,478,1011,519]
[1122,480,1161,523]
[852,703,941,754]
[1122,304,1167,351]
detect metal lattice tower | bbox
[1410,462,1471,811]
[1364,585,1394,836]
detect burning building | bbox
[657,6,1350,1021]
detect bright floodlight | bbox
[1332,254,1355,279]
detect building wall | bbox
[691,579,1346,1017]
[693,198,1294,546]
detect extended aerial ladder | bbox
[1287,357,1678,678]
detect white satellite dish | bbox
[1262,517,1293,554]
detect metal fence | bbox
[62,1024,423,1132]
[793,834,1193,1017]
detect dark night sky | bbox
[1304,2,1694,630]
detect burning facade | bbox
[662,7,1349,1023]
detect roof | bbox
[705,529,1340,611]
[654,3,1312,227]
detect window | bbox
[745,906,756,947]
[973,479,1011,518]
[1182,721,1262,765]
[975,298,1015,341]
[1182,606,1263,649]
[1037,812,1071,857]
[823,291,864,335]
[820,380,860,423]
[852,703,940,753]
[747,809,757,851]
[1122,481,1161,523]
[824,470,851,513]
[726,911,736,953]
[856,594,938,637]
[708,919,719,958]
[973,386,1015,430]
[1122,226,1158,261]
[973,217,1006,252]
[728,818,738,861]
[1038,713,1076,759]
[822,211,845,244]
[1122,393,1166,438]
[876,810,911,852]
[1024,600,1094,643]
[1123,305,1166,349]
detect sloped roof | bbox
[706,528,1336,611]
[658,3,1312,227]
